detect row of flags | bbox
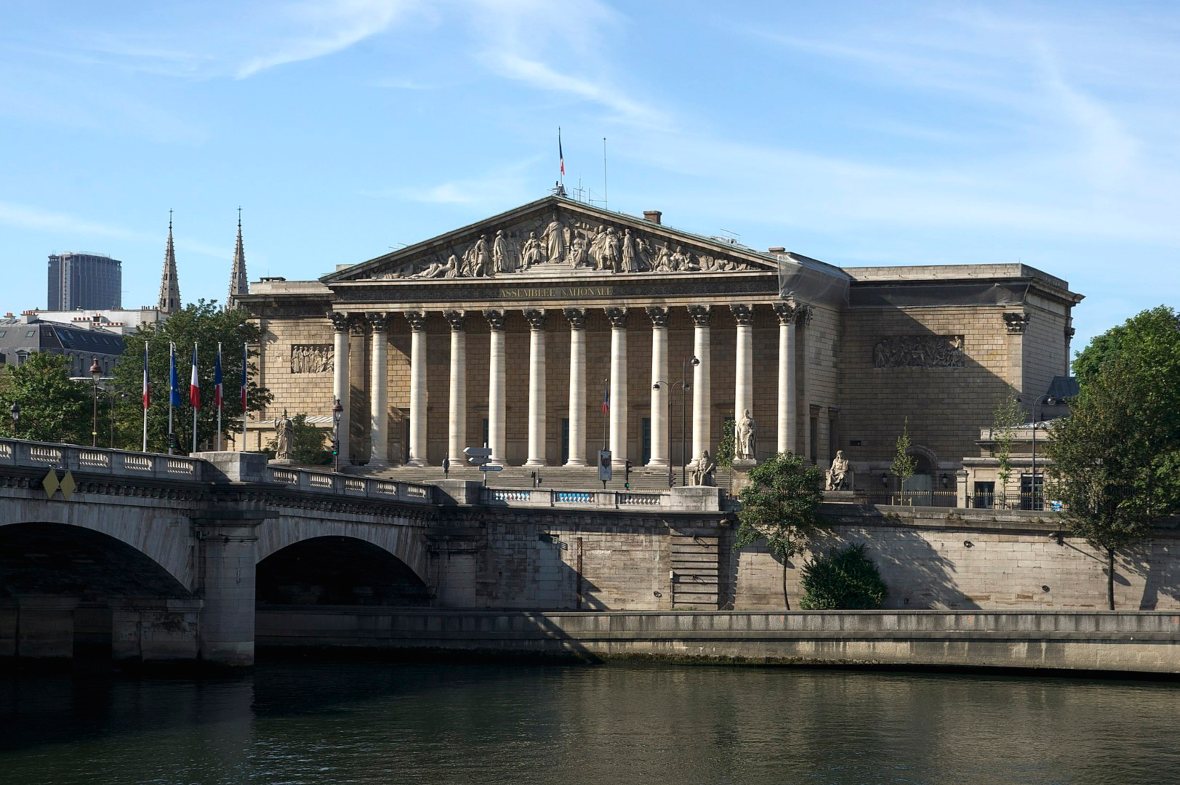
[141,343,246,413]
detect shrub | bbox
[799,543,887,610]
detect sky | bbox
[2,0,1178,351]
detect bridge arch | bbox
[255,516,430,587]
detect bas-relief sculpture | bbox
[872,335,964,369]
[365,210,761,281]
[291,344,333,373]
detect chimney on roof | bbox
[768,246,786,254]
[643,210,662,225]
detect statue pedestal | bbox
[730,458,756,495]
[268,458,294,466]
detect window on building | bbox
[560,418,569,465]
[973,482,995,509]
[25,330,35,338]
[1020,474,1044,511]
[809,406,820,463]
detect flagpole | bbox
[168,342,175,455]
[191,343,198,454]
[142,343,148,453]
[216,342,223,451]
[241,342,248,451]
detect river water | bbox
[1,661,1177,785]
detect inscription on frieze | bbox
[872,335,964,368]
[291,344,333,373]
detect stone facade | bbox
[238,195,1083,486]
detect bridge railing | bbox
[265,465,435,505]
[478,486,719,512]
[0,438,204,481]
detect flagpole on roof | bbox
[142,342,149,453]
[558,126,564,185]
[191,343,199,454]
[216,342,223,451]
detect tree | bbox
[0,352,92,444]
[800,543,888,610]
[107,301,272,454]
[890,417,916,502]
[991,391,1024,508]
[1047,306,1180,609]
[733,452,825,610]
[715,416,736,468]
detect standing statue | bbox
[621,228,637,272]
[542,218,565,264]
[826,450,849,491]
[689,450,716,486]
[735,409,756,460]
[492,229,512,274]
[274,410,293,460]
[472,235,491,277]
[602,227,621,273]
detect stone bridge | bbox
[0,440,725,668]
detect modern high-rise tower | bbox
[47,252,122,310]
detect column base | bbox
[406,459,427,468]
[523,460,547,468]
[646,459,670,469]
[564,459,587,467]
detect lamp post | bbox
[1017,394,1055,510]
[9,401,19,438]
[332,397,343,472]
[654,355,699,487]
[89,357,101,448]
[652,380,674,488]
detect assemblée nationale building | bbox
[236,192,1082,498]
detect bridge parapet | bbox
[265,465,434,505]
[479,485,722,512]
[0,438,203,481]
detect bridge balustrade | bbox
[481,487,692,510]
[0,438,204,480]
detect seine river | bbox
[1,661,1178,785]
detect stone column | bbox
[405,311,428,466]
[646,306,669,468]
[688,305,711,463]
[606,307,628,466]
[329,312,350,466]
[444,310,466,465]
[367,312,388,465]
[731,304,754,456]
[484,309,506,464]
[563,308,587,466]
[194,509,268,667]
[524,309,547,467]
[773,303,798,455]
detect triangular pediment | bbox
[322,195,792,285]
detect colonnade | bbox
[330,302,810,469]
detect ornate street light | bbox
[332,397,343,472]
[10,401,19,438]
[653,355,698,488]
[89,357,102,448]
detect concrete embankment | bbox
[257,608,1180,675]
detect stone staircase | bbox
[351,463,734,494]
[670,533,720,608]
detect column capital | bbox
[443,309,465,331]
[773,302,810,325]
[563,307,587,330]
[605,307,628,328]
[404,310,427,331]
[328,312,350,331]
[730,304,754,325]
[1004,312,1031,334]
[645,306,669,327]
[688,305,711,327]
[483,309,506,330]
[367,312,388,333]
[523,308,547,330]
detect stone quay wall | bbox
[255,608,1180,675]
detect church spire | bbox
[227,207,248,309]
[158,210,181,315]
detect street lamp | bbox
[9,401,19,438]
[89,357,102,448]
[653,355,698,488]
[1016,394,1056,510]
[332,397,343,472]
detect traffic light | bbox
[330,438,339,456]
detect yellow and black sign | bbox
[42,468,76,500]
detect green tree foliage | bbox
[992,390,1024,508]
[800,543,888,610]
[733,452,825,610]
[0,352,92,444]
[891,417,916,500]
[715,416,736,468]
[1047,306,1180,609]
[267,413,331,465]
[107,301,271,453]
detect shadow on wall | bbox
[1123,534,1180,610]
[810,527,980,610]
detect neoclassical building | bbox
[238,194,1082,493]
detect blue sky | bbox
[2,1,1177,351]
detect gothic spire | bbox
[158,210,181,315]
[227,207,248,309]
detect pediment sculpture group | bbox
[378,215,758,280]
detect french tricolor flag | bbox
[189,345,200,409]
[214,343,223,411]
[142,344,150,410]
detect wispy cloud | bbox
[364,159,540,209]
[0,202,135,240]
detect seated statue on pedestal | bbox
[826,450,849,491]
